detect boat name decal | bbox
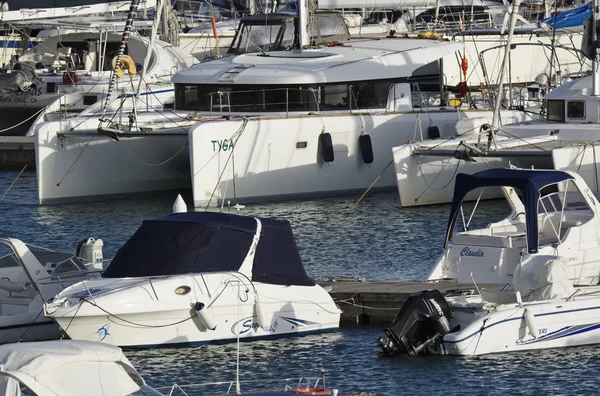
[0,85,42,104]
[231,316,278,335]
[460,247,484,257]
[212,139,235,152]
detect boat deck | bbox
[319,280,499,325]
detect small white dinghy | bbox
[379,167,600,356]
[45,211,341,348]
[0,340,161,396]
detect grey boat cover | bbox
[0,66,36,96]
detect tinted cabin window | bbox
[176,79,406,112]
[321,84,348,110]
[350,81,393,109]
[567,101,585,118]
[547,100,565,122]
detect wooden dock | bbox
[0,137,35,170]
[321,281,492,326]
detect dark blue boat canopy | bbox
[446,168,574,253]
[103,212,316,286]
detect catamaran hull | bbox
[0,315,61,344]
[35,119,191,204]
[189,110,535,207]
[393,135,555,207]
[443,300,600,356]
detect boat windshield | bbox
[229,20,295,54]
[228,12,350,55]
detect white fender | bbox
[254,293,271,330]
[0,278,31,293]
[524,308,539,339]
[192,302,217,330]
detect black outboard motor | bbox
[378,290,452,356]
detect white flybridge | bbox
[378,167,600,356]
[44,211,341,348]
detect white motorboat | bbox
[378,167,600,356]
[0,340,161,396]
[0,238,101,344]
[44,211,341,348]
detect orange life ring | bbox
[290,388,332,395]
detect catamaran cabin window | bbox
[175,79,404,112]
[350,81,393,109]
[546,100,565,122]
[567,101,585,118]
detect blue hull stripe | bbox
[119,328,339,350]
[445,304,600,344]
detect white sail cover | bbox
[0,340,146,396]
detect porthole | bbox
[175,286,191,295]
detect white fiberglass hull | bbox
[393,134,556,207]
[444,296,600,355]
[189,110,535,207]
[35,117,192,204]
[46,275,341,348]
[0,313,61,344]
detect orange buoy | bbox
[461,57,468,78]
[290,387,333,395]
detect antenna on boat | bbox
[469,272,484,304]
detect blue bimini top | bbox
[103,212,316,286]
[446,168,574,253]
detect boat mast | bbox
[100,0,141,122]
[298,0,309,48]
[593,0,600,96]
[490,0,522,135]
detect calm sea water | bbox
[0,169,597,395]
